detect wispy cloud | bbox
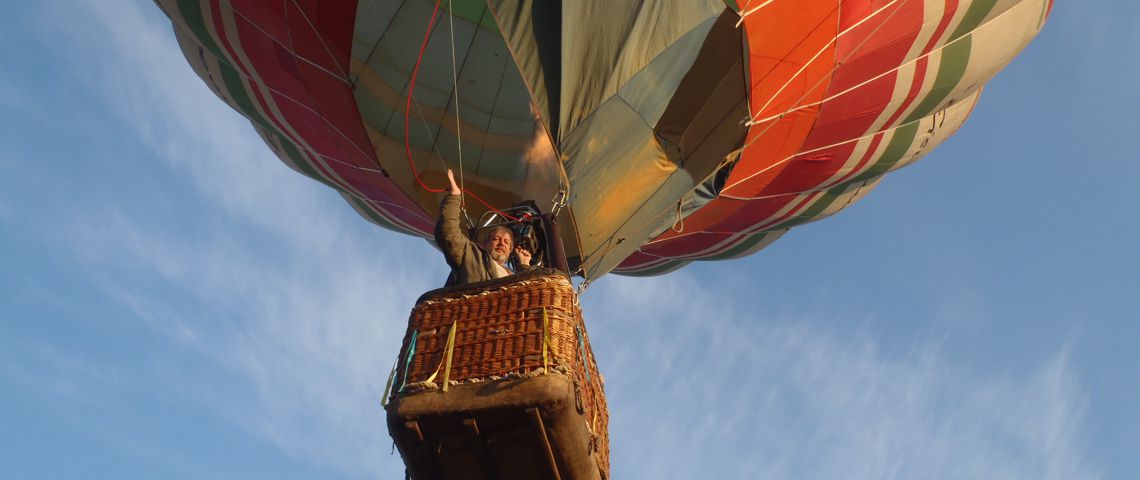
[44,0,1099,478]
[0,197,11,225]
[66,205,432,476]
[587,274,1096,479]
[0,77,26,112]
[49,0,435,476]
[0,336,248,479]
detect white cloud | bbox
[47,0,1098,478]
[0,337,250,479]
[586,274,1096,480]
[63,0,353,243]
[106,211,431,474]
[61,155,430,477]
[51,0,435,476]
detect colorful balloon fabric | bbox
[158,0,1052,280]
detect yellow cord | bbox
[442,321,458,392]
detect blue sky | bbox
[1,1,1136,479]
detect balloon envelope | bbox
[157,0,1052,280]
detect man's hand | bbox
[515,246,532,267]
[446,169,461,196]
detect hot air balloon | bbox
[156,0,1052,478]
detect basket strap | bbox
[442,321,458,392]
[397,329,418,394]
[380,356,399,407]
[426,321,459,392]
[576,325,590,382]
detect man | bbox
[435,169,531,286]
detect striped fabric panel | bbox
[727,0,840,214]
[611,252,690,277]
[764,177,885,233]
[625,84,976,272]
[161,0,435,239]
[615,229,789,275]
[630,91,963,257]
[616,0,1049,275]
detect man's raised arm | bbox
[434,170,470,268]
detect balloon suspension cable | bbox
[569,262,588,296]
[575,279,591,297]
[405,0,517,221]
[576,236,625,295]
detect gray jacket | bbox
[434,194,511,287]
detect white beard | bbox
[489,250,510,265]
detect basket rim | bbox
[416,268,571,305]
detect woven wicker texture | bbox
[394,273,609,477]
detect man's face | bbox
[483,228,513,264]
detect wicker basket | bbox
[388,270,609,479]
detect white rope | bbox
[182,18,428,186]
[719,103,947,200]
[745,0,905,127]
[735,0,778,28]
[287,0,351,81]
[447,0,467,198]
[723,0,916,194]
[233,9,349,84]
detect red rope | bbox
[404,0,518,222]
[404,0,444,193]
